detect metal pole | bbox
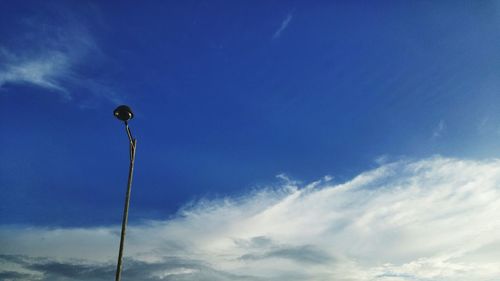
[115,124,137,281]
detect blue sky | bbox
[1,1,500,280]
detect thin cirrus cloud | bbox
[272,13,293,39]
[0,48,71,96]
[2,156,500,280]
[432,120,447,139]
[0,16,121,105]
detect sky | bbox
[1,1,500,280]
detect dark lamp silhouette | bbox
[114,105,134,122]
[113,104,137,281]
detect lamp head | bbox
[114,105,134,122]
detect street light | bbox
[113,105,137,281]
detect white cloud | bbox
[432,120,446,139]
[273,13,293,39]
[0,48,72,98]
[2,156,500,280]
[0,13,121,105]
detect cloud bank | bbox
[2,156,500,280]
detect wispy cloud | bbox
[0,10,121,105]
[273,13,293,39]
[0,48,72,98]
[432,119,446,139]
[2,156,500,280]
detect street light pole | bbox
[113,105,137,281]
